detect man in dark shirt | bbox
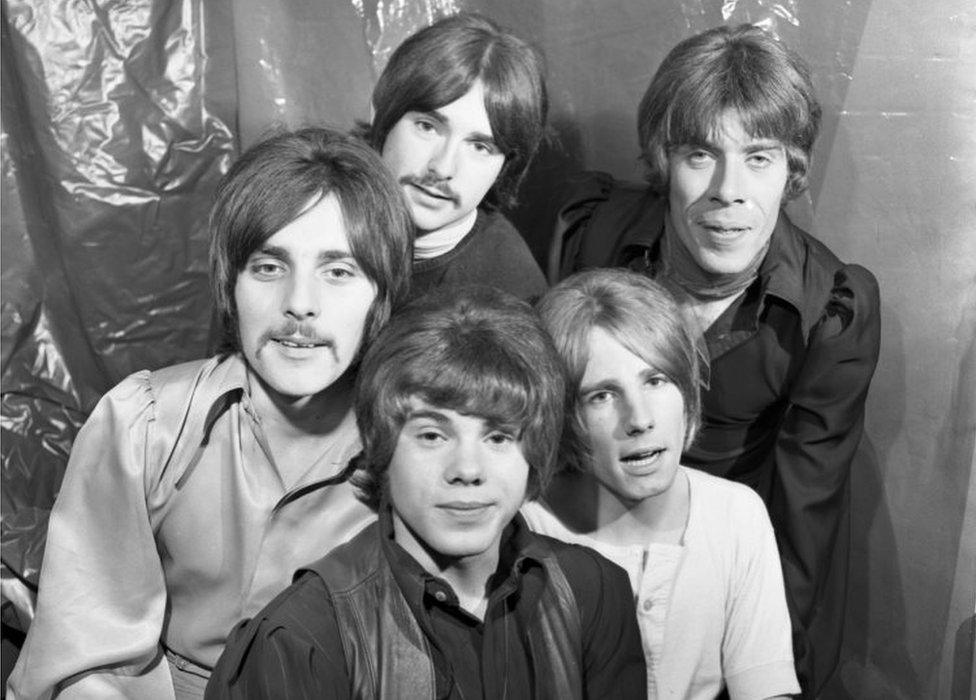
[358,13,549,302]
[205,286,646,699]
[552,25,881,698]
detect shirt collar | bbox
[617,198,819,338]
[198,353,250,446]
[377,504,550,611]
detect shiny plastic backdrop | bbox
[1,0,236,587]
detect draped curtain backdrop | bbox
[1,0,973,696]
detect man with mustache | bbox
[8,128,413,699]
[552,25,881,697]
[359,12,549,302]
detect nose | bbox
[283,271,319,320]
[427,136,459,180]
[709,159,746,205]
[444,439,485,485]
[624,393,655,436]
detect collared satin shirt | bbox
[9,354,374,699]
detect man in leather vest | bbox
[206,286,646,698]
[552,25,881,698]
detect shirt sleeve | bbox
[723,489,802,700]
[7,373,175,700]
[205,573,350,700]
[561,546,647,699]
[768,263,881,694]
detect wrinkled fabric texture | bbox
[207,510,646,699]
[410,208,549,303]
[553,172,881,697]
[523,467,800,700]
[8,354,373,699]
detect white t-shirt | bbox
[521,466,800,700]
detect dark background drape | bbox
[1,0,973,696]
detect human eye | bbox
[411,427,447,446]
[747,147,781,170]
[322,261,360,282]
[684,149,713,168]
[584,389,614,406]
[470,139,500,157]
[486,429,517,446]
[646,373,670,388]
[247,258,285,280]
[413,116,438,135]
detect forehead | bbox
[402,398,492,430]
[581,326,659,385]
[257,192,352,256]
[691,109,786,150]
[424,80,493,136]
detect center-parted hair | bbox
[352,286,565,509]
[637,24,821,201]
[210,127,414,353]
[361,12,548,210]
[537,269,703,473]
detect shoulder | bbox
[554,171,664,276]
[537,531,631,593]
[787,221,879,304]
[213,571,341,684]
[685,467,770,527]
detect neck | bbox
[392,511,496,620]
[248,369,355,441]
[413,209,478,260]
[549,468,690,546]
[661,210,768,301]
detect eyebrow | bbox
[419,108,498,148]
[578,378,621,396]
[252,246,356,264]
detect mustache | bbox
[400,173,459,204]
[260,320,332,345]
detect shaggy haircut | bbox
[210,127,413,352]
[537,269,703,473]
[637,23,821,201]
[360,12,548,210]
[352,286,565,510]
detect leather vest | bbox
[305,521,584,699]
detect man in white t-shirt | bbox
[523,268,800,699]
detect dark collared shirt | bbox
[554,172,881,696]
[206,509,646,699]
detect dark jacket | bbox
[206,509,646,699]
[553,172,882,697]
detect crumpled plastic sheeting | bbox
[1,0,236,597]
[352,0,462,76]
[0,0,457,622]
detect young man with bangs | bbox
[8,129,413,699]
[206,286,646,699]
[552,25,881,696]
[523,269,799,699]
[360,12,549,302]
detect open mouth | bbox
[273,337,327,349]
[620,448,665,467]
[701,224,749,234]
